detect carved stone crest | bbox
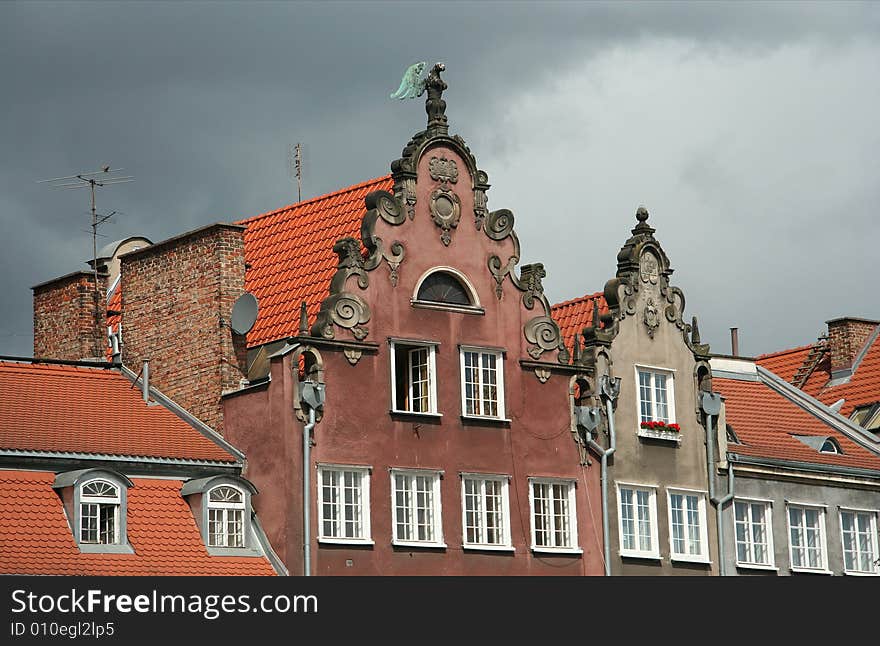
[644,297,660,339]
[640,252,659,285]
[429,156,458,185]
[534,367,551,383]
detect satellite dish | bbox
[231,292,259,335]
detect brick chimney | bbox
[32,271,108,361]
[826,317,880,377]
[120,223,248,434]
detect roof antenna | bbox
[38,165,134,357]
[288,143,303,202]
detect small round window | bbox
[417,271,472,306]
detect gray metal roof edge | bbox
[711,369,760,382]
[728,452,880,481]
[119,364,246,462]
[250,511,288,576]
[267,341,301,359]
[180,474,258,497]
[52,468,134,489]
[0,449,237,468]
[756,365,880,452]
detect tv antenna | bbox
[288,142,303,202]
[38,165,133,356]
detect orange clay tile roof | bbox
[0,471,275,575]
[714,376,880,471]
[755,344,814,384]
[0,361,236,463]
[551,292,608,356]
[237,175,393,347]
[758,331,880,418]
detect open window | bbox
[53,468,134,553]
[389,339,439,415]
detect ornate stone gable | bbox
[580,206,711,363]
[309,64,569,365]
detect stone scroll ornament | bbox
[428,156,462,246]
[310,238,372,341]
[361,191,406,286]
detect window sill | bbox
[317,537,375,546]
[843,570,880,576]
[461,415,511,424]
[736,562,779,572]
[531,546,583,555]
[790,567,833,575]
[392,540,447,550]
[619,551,662,561]
[78,543,135,554]
[390,410,443,419]
[206,546,264,557]
[670,555,711,565]
[637,428,682,442]
[411,300,485,315]
[463,544,515,553]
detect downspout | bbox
[303,407,315,577]
[299,379,325,577]
[700,391,734,576]
[580,375,620,577]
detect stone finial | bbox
[632,204,655,235]
[425,63,448,135]
[591,298,601,329]
[299,301,309,336]
[691,315,701,345]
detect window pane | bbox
[620,488,636,551]
[533,483,550,547]
[638,372,652,423]
[670,494,685,554]
[464,352,480,416]
[409,348,430,413]
[636,490,652,552]
[654,374,668,423]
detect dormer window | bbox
[80,479,120,545]
[412,268,483,314]
[207,485,245,548]
[180,476,259,554]
[819,438,842,454]
[52,469,133,553]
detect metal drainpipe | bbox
[303,407,315,577]
[585,375,620,577]
[701,391,734,576]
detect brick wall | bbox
[33,271,107,361]
[120,224,247,433]
[827,318,879,373]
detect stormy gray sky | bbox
[1,1,878,358]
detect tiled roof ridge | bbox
[756,343,818,360]
[0,359,116,377]
[236,174,392,226]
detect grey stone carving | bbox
[311,237,372,340]
[534,367,551,383]
[644,297,660,339]
[429,156,459,184]
[362,191,407,287]
[429,187,462,246]
[343,348,363,365]
[520,263,545,310]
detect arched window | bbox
[80,479,120,545]
[417,271,472,306]
[207,485,245,547]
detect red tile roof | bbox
[715,376,880,471]
[551,292,608,355]
[237,176,393,347]
[755,344,814,384]
[0,361,236,463]
[0,471,275,575]
[758,329,880,417]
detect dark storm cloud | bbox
[0,1,877,356]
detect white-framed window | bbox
[391,469,445,548]
[617,483,659,559]
[460,347,505,418]
[390,340,439,414]
[840,508,880,575]
[317,465,372,544]
[528,478,580,553]
[207,485,245,548]
[787,503,829,573]
[461,474,512,550]
[666,489,709,563]
[636,366,675,424]
[733,498,775,569]
[79,479,120,545]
